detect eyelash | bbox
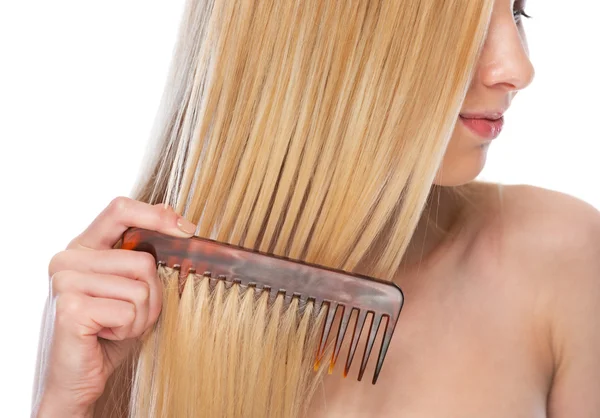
[513,4,532,21]
[514,9,532,19]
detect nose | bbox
[478,16,535,93]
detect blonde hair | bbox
[92,0,493,416]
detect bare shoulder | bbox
[498,183,600,240]
[455,181,600,319]
[458,182,600,412]
[458,182,600,413]
[458,182,600,270]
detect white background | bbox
[1,1,598,416]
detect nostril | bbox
[500,81,518,91]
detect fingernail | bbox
[177,217,197,234]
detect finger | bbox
[48,250,162,326]
[49,249,156,278]
[51,271,151,337]
[55,294,136,341]
[67,198,197,251]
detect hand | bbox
[35,197,197,416]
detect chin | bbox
[433,145,489,186]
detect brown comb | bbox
[120,227,404,384]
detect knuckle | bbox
[50,271,71,295]
[55,293,83,323]
[47,251,68,278]
[137,252,158,278]
[107,196,131,217]
[154,203,176,225]
[121,304,136,325]
[132,281,150,305]
[65,236,85,251]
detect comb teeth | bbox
[329,305,351,374]
[358,313,383,382]
[345,309,367,378]
[315,308,390,384]
[314,301,338,371]
[121,227,404,384]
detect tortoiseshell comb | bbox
[120,227,404,384]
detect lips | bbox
[459,114,505,140]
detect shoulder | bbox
[460,182,600,379]
[455,182,600,323]
[457,182,600,273]
[458,182,600,405]
[478,184,600,415]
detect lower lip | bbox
[459,116,504,140]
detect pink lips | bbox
[459,114,505,140]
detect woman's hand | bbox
[34,197,197,417]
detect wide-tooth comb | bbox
[120,227,404,384]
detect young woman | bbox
[33,0,600,417]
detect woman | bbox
[32,0,600,417]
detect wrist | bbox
[34,392,95,418]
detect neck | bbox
[354,184,469,281]
[399,185,465,270]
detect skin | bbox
[435,0,534,187]
[32,200,196,417]
[307,0,600,417]
[34,0,600,417]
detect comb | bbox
[120,227,404,384]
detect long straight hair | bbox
[94,0,493,416]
